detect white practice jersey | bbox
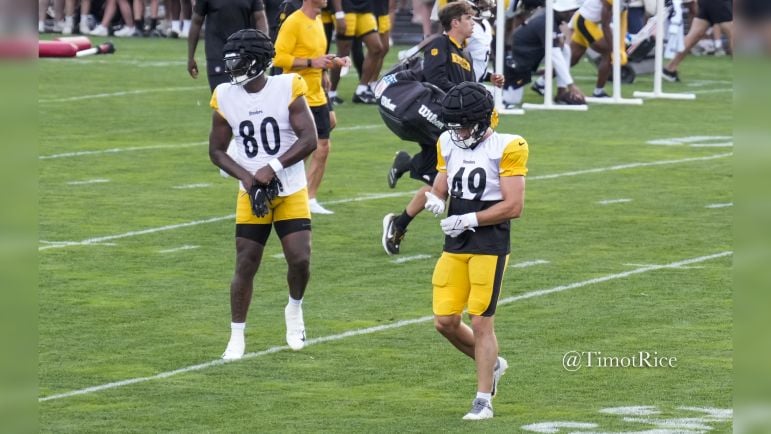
[211,74,309,196]
[437,131,529,202]
[468,19,494,83]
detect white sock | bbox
[502,86,524,105]
[183,19,191,31]
[230,322,245,337]
[594,87,604,95]
[288,296,303,306]
[308,197,318,205]
[328,90,337,98]
[535,75,545,87]
[714,39,723,49]
[171,20,181,33]
[356,84,368,94]
[476,392,492,402]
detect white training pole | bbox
[495,0,525,115]
[523,0,588,111]
[634,0,696,99]
[585,0,644,104]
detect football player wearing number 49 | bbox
[208,29,318,360]
[424,82,529,421]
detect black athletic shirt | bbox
[194,0,266,60]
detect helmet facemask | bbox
[446,119,490,149]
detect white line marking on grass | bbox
[692,88,732,94]
[521,422,599,433]
[40,142,207,160]
[173,183,211,189]
[511,259,550,268]
[39,215,234,251]
[38,250,731,402]
[40,240,117,247]
[706,202,732,209]
[271,253,285,259]
[392,254,432,264]
[600,406,661,416]
[647,136,732,146]
[598,198,632,205]
[67,179,110,185]
[39,126,380,161]
[158,245,200,253]
[39,86,202,103]
[686,80,733,87]
[624,263,704,269]
[39,153,732,251]
[528,152,731,181]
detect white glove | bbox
[424,191,446,216]
[440,213,478,238]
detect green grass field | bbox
[38,36,732,432]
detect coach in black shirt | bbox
[187,0,269,91]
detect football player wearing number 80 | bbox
[424,82,529,421]
[209,29,318,359]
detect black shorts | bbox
[206,58,230,92]
[409,142,438,186]
[504,55,539,90]
[310,104,332,139]
[697,0,732,24]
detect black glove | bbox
[248,177,283,218]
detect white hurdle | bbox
[523,0,588,111]
[494,0,525,115]
[584,0,644,104]
[633,0,696,99]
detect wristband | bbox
[306,58,312,68]
[335,11,345,19]
[268,158,283,173]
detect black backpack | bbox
[375,35,445,145]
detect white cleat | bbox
[221,338,245,361]
[308,198,334,215]
[462,398,494,420]
[491,356,508,397]
[285,304,306,350]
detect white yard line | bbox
[392,254,432,264]
[598,198,632,205]
[706,202,733,209]
[40,142,207,160]
[39,152,732,251]
[172,183,212,189]
[39,86,202,103]
[692,88,732,94]
[529,152,731,181]
[39,125,383,160]
[39,215,234,251]
[511,259,550,268]
[67,179,110,185]
[158,245,200,254]
[38,250,732,402]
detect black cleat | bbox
[662,68,680,82]
[352,90,377,104]
[387,151,411,189]
[382,213,406,255]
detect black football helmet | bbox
[222,29,275,86]
[441,82,495,149]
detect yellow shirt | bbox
[273,9,328,107]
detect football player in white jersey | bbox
[208,29,319,359]
[423,82,529,420]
